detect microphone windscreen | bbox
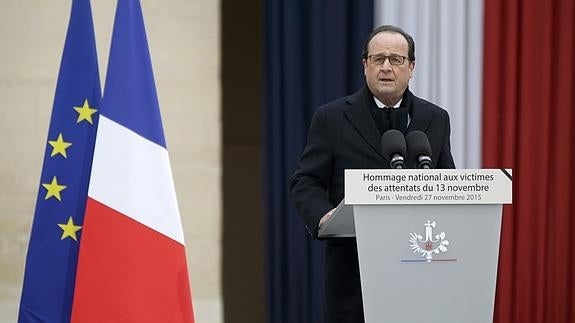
[406,130,432,158]
[381,129,407,158]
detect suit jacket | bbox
[288,86,456,323]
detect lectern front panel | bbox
[354,204,502,323]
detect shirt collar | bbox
[373,96,403,109]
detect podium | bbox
[318,169,512,323]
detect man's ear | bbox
[409,60,415,78]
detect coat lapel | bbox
[343,87,385,158]
[406,89,432,133]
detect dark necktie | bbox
[390,107,408,133]
[375,107,408,135]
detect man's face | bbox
[363,31,415,105]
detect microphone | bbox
[381,129,407,169]
[406,130,432,169]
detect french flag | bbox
[71,0,194,321]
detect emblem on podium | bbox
[409,220,450,262]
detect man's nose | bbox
[380,59,393,71]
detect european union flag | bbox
[18,0,101,321]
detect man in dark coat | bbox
[288,25,456,323]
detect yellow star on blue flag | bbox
[58,217,82,241]
[48,133,72,158]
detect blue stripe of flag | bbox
[99,0,166,148]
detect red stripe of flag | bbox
[72,198,193,322]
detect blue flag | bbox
[18,0,101,321]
